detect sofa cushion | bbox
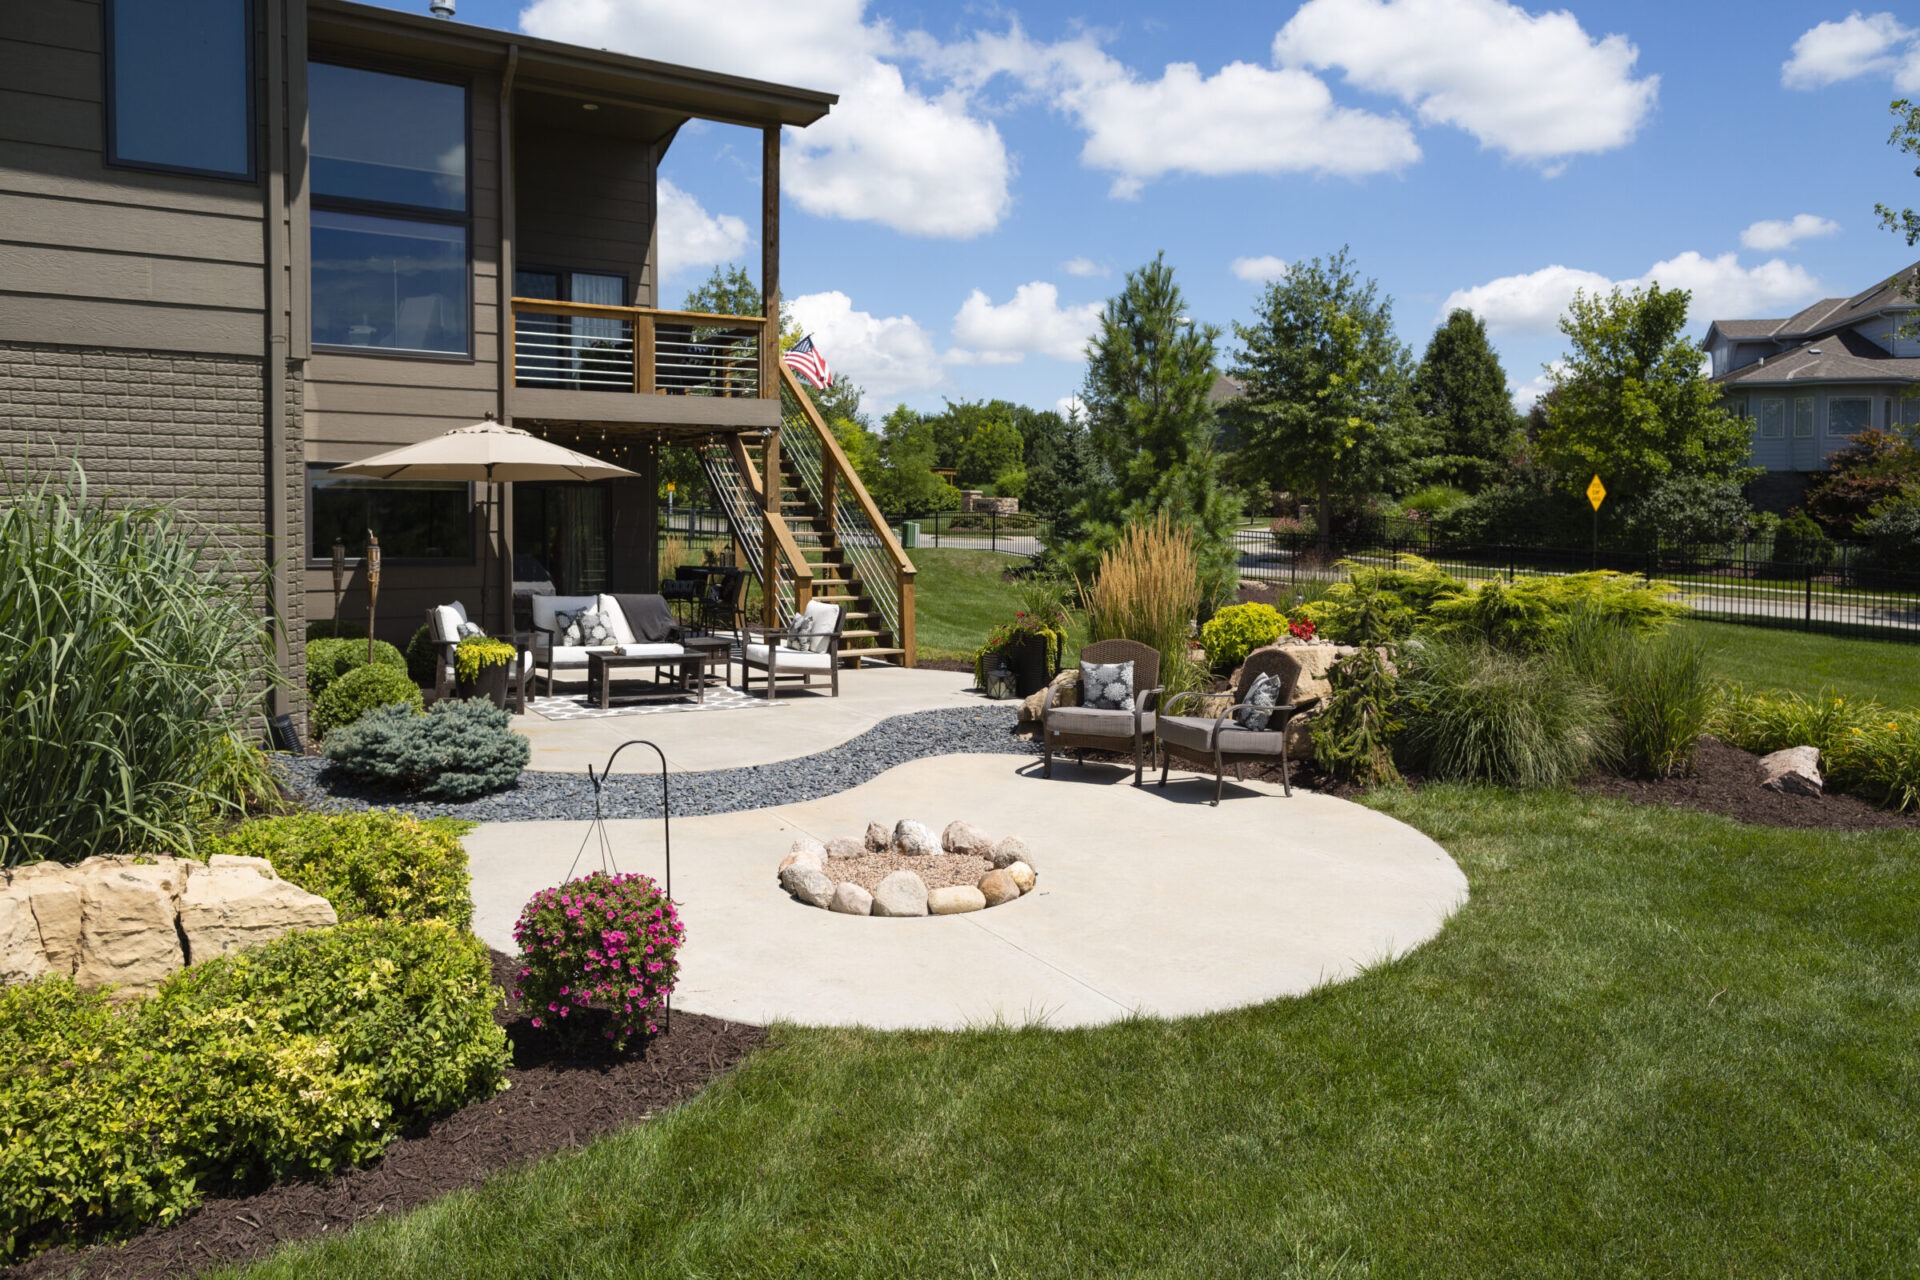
[530,594,598,636]
[743,642,833,671]
[1157,715,1288,756]
[786,601,840,654]
[429,604,464,645]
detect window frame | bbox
[304,463,478,567]
[1756,397,1785,439]
[308,57,475,362]
[1827,396,1872,438]
[103,0,259,183]
[1792,396,1816,439]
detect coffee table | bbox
[586,649,697,709]
[679,635,733,695]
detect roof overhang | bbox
[309,0,837,131]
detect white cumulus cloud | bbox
[1782,12,1920,91]
[1231,255,1291,282]
[1056,394,1086,421]
[1509,361,1565,413]
[1273,0,1658,166]
[1062,257,1108,278]
[1444,253,1823,336]
[519,0,1012,238]
[788,290,944,398]
[654,179,749,278]
[949,282,1103,364]
[1740,214,1841,252]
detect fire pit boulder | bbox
[777,820,1039,918]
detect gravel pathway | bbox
[275,706,1039,823]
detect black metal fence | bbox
[883,509,1048,557]
[1235,527,1920,640]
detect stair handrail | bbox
[700,439,811,624]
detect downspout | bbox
[263,0,291,718]
[497,45,519,635]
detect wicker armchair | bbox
[1040,638,1163,785]
[1156,647,1307,803]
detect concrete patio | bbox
[464,752,1468,1031]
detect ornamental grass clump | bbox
[1079,514,1202,696]
[1555,609,1714,779]
[513,870,684,1050]
[1395,637,1613,788]
[0,465,279,866]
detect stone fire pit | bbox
[777,820,1037,917]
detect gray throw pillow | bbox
[1236,672,1281,730]
[1080,659,1134,711]
[554,609,613,648]
[455,620,485,639]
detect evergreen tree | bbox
[1228,248,1418,559]
[1066,254,1241,603]
[1412,309,1521,493]
[1014,403,1088,517]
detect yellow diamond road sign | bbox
[1586,475,1606,511]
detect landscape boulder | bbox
[892,820,939,858]
[942,821,993,856]
[871,870,929,917]
[1759,746,1823,797]
[178,855,340,963]
[1006,861,1037,895]
[864,822,891,853]
[987,836,1034,870]
[928,885,987,915]
[824,836,865,860]
[829,882,874,916]
[779,863,835,909]
[977,869,1020,907]
[1017,670,1079,726]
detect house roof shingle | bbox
[1715,327,1920,387]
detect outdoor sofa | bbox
[529,592,685,696]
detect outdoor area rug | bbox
[525,686,783,720]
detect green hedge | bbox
[206,811,475,929]
[311,662,423,740]
[306,637,406,700]
[0,919,504,1260]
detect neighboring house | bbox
[0,0,914,730]
[1707,263,1920,511]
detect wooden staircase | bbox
[771,470,904,664]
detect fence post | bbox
[1804,573,1813,626]
[991,511,998,553]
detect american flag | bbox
[783,335,832,389]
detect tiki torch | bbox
[365,531,382,666]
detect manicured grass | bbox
[1683,619,1920,708]
[224,788,1920,1278]
[910,546,1083,664]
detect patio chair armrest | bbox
[1135,685,1164,713]
[1161,690,1203,717]
[741,622,785,638]
[1213,701,1302,734]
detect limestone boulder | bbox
[829,882,874,916]
[10,863,82,976]
[871,870,929,917]
[942,821,993,856]
[864,822,891,853]
[1006,861,1037,895]
[1018,670,1079,726]
[778,848,823,875]
[789,835,827,860]
[0,883,49,985]
[977,869,1020,907]
[986,836,1034,870]
[1231,641,1351,707]
[1759,746,1823,797]
[178,856,337,964]
[928,885,987,915]
[72,859,187,998]
[779,863,835,909]
[824,836,865,860]
[892,820,939,858]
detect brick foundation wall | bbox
[0,340,307,731]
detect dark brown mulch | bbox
[1576,736,1920,833]
[915,657,979,676]
[7,952,766,1280]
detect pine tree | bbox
[1412,309,1521,493]
[1065,255,1241,604]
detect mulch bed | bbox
[7,953,766,1280]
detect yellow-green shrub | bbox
[311,662,423,740]
[205,811,475,929]
[1200,603,1286,671]
[1715,687,1920,811]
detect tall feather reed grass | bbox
[0,466,280,865]
[1077,514,1204,696]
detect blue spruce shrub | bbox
[323,697,529,800]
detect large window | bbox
[1828,397,1871,438]
[308,466,473,562]
[1793,397,1816,439]
[105,0,254,179]
[310,63,469,356]
[1757,398,1785,439]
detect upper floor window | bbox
[1756,398,1785,439]
[309,62,469,357]
[105,0,255,180]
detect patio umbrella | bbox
[331,417,638,632]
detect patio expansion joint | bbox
[956,910,1136,1020]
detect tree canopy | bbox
[1227,248,1418,555]
[1411,309,1521,493]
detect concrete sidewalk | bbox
[512,665,986,774]
[464,754,1468,1031]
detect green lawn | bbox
[224,788,1920,1278]
[910,546,1082,664]
[1683,619,1920,708]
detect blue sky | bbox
[366,0,1920,418]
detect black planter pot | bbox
[456,662,510,709]
[1004,634,1052,698]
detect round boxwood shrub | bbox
[513,870,684,1050]
[1199,602,1287,672]
[205,810,475,929]
[322,696,529,800]
[306,637,406,701]
[1770,510,1835,576]
[311,662,423,740]
[404,623,439,687]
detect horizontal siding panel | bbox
[0,88,98,149]
[0,41,99,104]
[4,243,262,309]
[0,292,260,354]
[305,410,503,447]
[307,352,497,389]
[11,1,103,55]
[307,380,499,416]
[0,140,262,215]
[0,192,262,261]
